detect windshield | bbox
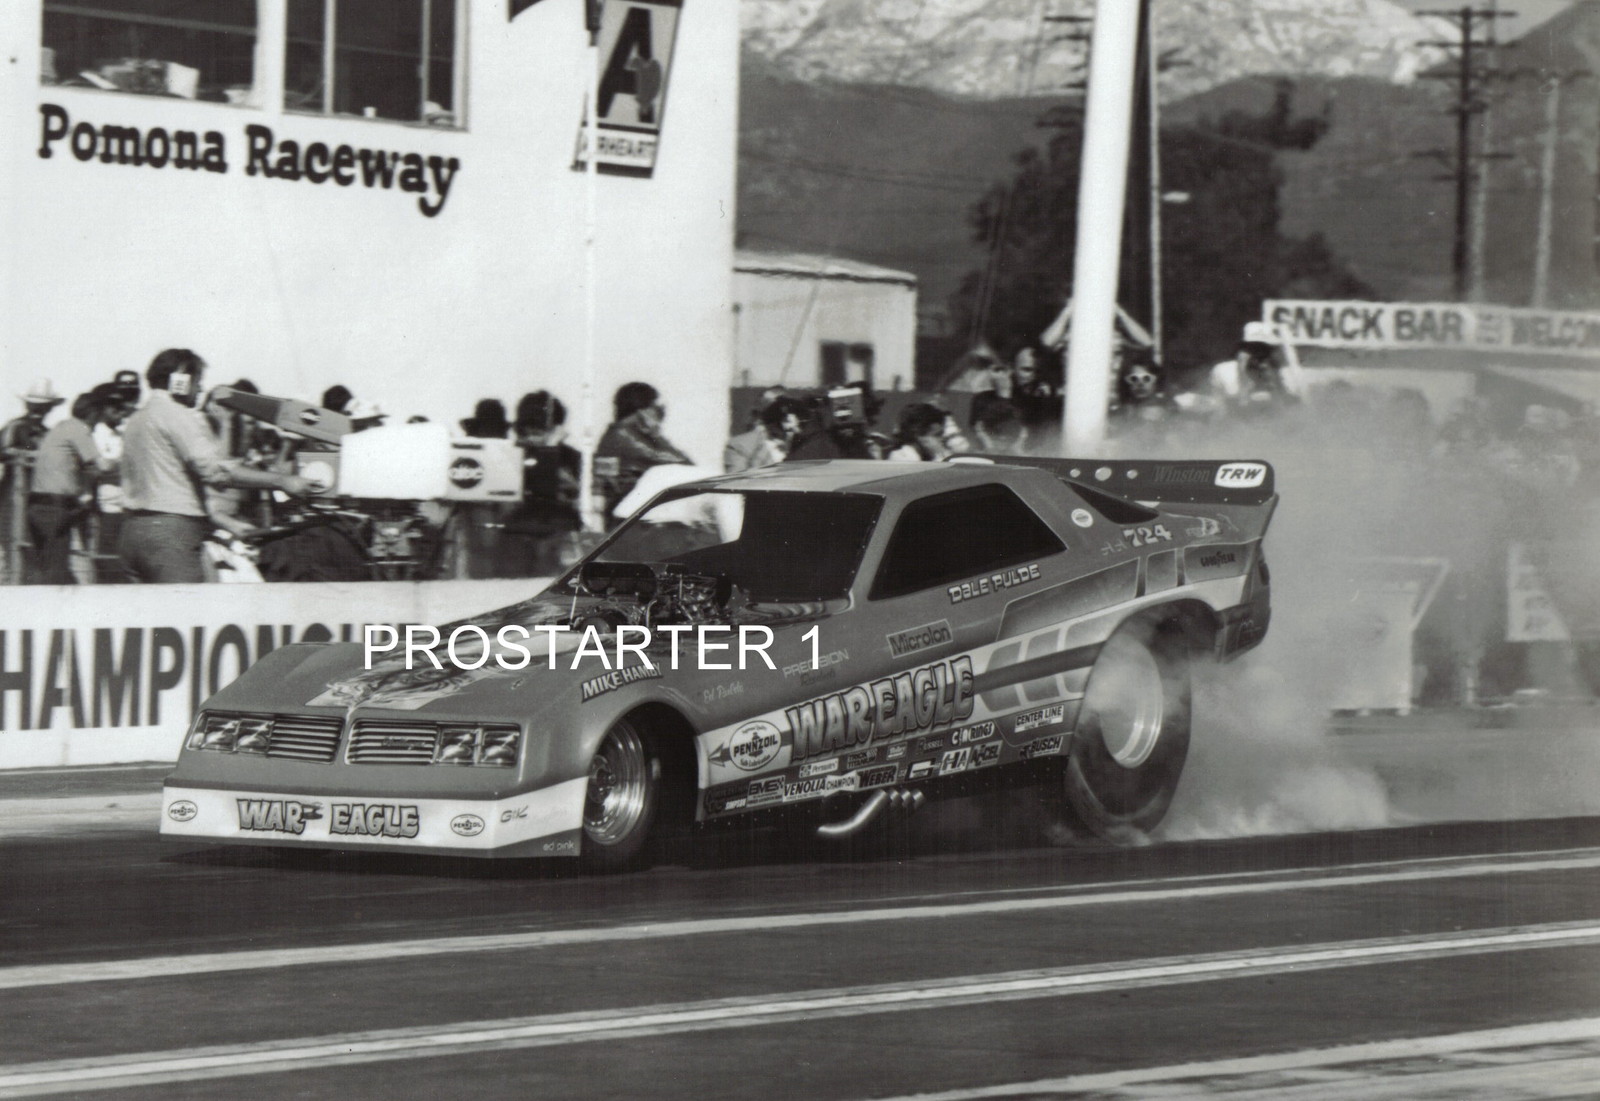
[597,489,881,603]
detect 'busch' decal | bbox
[784,657,975,761]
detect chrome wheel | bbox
[1083,632,1166,768]
[584,724,651,848]
[1062,622,1192,840]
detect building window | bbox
[819,341,847,387]
[286,0,463,127]
[42,1,259,103]
[819,341,875,388]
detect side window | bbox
[286,0,464,127]
[42,1,259,103]
[871,485,1064,600]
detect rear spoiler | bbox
[952,455,1276,507]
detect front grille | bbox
[348,721,438,765]
[266,714,343,762]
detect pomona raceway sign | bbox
[1264,299,1600,357]
[0,580,533,768]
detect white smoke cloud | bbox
[1113,395,1599,841]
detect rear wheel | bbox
[580,718,661,872]
[1062,622,1192,842]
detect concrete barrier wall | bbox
[0,579,543,769]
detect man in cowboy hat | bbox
[0,379,67,583]
[25,387,120,584]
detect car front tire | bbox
[580,718,662,872]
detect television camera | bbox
[207,387,522,581]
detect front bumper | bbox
[160,778,587,858]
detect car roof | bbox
[700,459,1027,497]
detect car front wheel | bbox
[580,718,661,871]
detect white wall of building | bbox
[733,253,918,390]
[0,0,737,466]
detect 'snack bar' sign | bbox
[1264,300,1600,358]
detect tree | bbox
[951,85,1372,376]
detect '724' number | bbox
[1123,524,1172,547]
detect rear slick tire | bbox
[1062,622,1192,843]
[579,718,662,872]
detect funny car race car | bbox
[161,456,1277,868]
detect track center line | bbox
[1,922,1598,1098]
[851,1016,1600,1100]
[4,849,1599,992]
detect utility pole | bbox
[1468,0,1500,302]
[1419,6,1515,300]
[1532,71,1592,307]
[1533,74,1562,308]
[1063,0,1141,453]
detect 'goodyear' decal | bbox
[785,657,975,761]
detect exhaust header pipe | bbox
[814,787,925,840]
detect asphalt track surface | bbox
[2,746,1599,1101]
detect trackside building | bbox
[0,0,738,464]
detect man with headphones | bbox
[118,348,315,583]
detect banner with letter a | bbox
[574,0,683,177]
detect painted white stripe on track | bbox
[1,923,1598,1097]
[858,844,1600,906]
[3,849,1600,992]
[854,1017,1600,1100]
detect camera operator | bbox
[888,402,953,462]
[725,395,803,473]
[595,382,692,524]
[787,381,892,461]
[119,349,315,584]
[499,390,583,577]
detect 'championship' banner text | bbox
[0,579,537,769]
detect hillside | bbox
[738,62,1070,325]
[740,0,1447,101]
[737,1,1600,366]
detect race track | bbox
[2,739,1599,1101]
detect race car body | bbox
[161,456,1277,865]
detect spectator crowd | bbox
[2,334,1595,618]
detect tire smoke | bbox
[1108,397,1597,840]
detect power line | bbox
[1416,5,1518,299]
